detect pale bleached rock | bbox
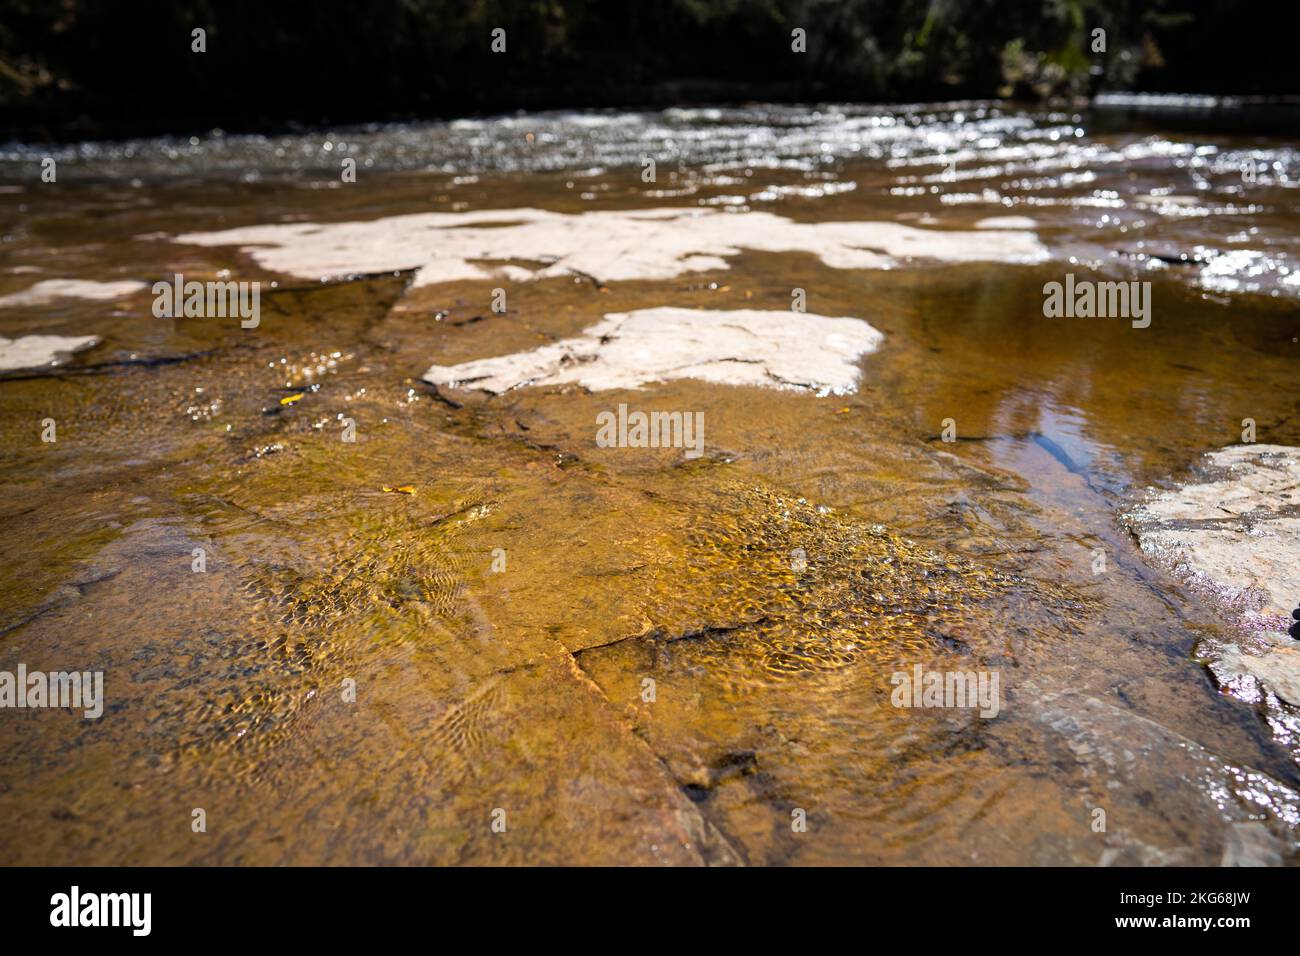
[422,307,883,395]
[0,278,145,308]
[174,206,1047,288]
[975,215,1037,229]
[1216,642,1300,706]
[1127,444,1300,627]
[0,334,101,371]
[1126,444,1300,706]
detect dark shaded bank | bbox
[1,0,1296,141]
[1091,94,1300,137]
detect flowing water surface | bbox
[1,101,1298,864]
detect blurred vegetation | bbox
[0,0,1292,138]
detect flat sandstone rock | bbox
[0,279,145,308]
[0,334,102,372]
[174,207,1047,288]
[422,307,884,394]
[1126,444,1300,704]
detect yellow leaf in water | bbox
[836,407,851,414]
[382,485,416,495]
[280,393,304,405]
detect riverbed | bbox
[1,101,1298,865]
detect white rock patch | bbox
[174,207,1047,288]
[1129,444,1300,625]
[0,278,146,308]
[423,307,883,395]
[1126,444,1300,705]
[975,216,1037,230]
[0,334,101,372]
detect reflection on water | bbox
[0,100,1298,865]
[5,99,1296,298]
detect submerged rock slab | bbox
[1025,687,1300,865]
[174,207,1048,288]
[612,481,1079,678]
[0,334,101,372]
[1126,444,1300,704]
[0,278,145,308]
[422,307,884,394]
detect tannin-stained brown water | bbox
[1,102,1298,864]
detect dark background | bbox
[0,0,1294,140]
